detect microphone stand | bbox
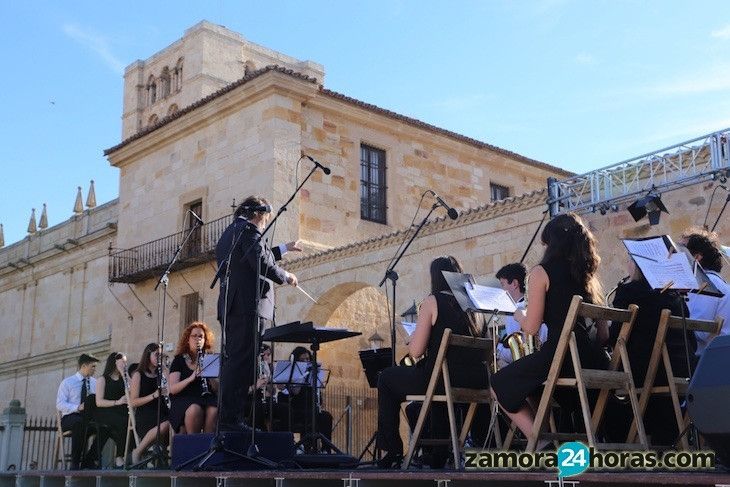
[710,192,730,232]
[132,218,202,469]
[379,203,439,366]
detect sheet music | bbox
[200,353,220,378]
[401,321,417,337]
[622,237,669,261]
[640,252,699,290]
[272,360,309,385]
[464,283,517,314]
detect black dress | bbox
[135,371,170,437]
[94,375,128,454]
[376,292,488,453]
[491,257,608,414]
[603,278,696,444]
[169,354,217,432]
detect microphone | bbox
[303,154,331,175]
[188,209,204,226]
[430,191,458,220]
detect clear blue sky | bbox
[2,1,730,245]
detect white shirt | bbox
[56,372,96,417]
[496,298,549,366]
[687,272,730,356]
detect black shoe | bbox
[377,451,403,469]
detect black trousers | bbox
[376,366,429,453]
[61,413,94,469]
[219,311,269,425]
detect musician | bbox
[56,353,99,469]
[215,195,300,429]
[603,253,694,445]
[495,262,548,368]
[376,256,487,468]
[274,346,333,448]
[130,343,171,464]
[95,352,130,468]
[680,227,730,356]
[168,322,218,433]
[245,344,274,430]
[491,213,609,447]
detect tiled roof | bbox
[104,65,570,178]
[284,188,548,271]
[319,88,571,176]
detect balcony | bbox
[109,214,232,283]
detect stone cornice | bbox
[0,339,111,378]
[285,189,547,271]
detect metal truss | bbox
[548,128,730,216]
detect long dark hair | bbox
[138,343,158,375]
[540,213,603,304]
[429,255,478,336]
[102,352,124,380]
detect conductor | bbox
[216,195,300,429]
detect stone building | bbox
[0,19,728,435]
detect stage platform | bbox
[1,469,729,487]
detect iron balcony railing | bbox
[109,214,232,283]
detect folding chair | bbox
[526,295,648,452]
[627,311,723,449]
[53,410,73,469]
[402,329,493,469]
[123,393,141,468]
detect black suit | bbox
[216,217,288,424]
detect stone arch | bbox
[174,57,184,91]
[160,66,171,98]
[147,75,157,105]
[300,282,390,388]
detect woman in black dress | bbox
[95,352,129,468]
[168,322,218,433]
[376,256,488,468]
[130,343,171,463]
[604,254,695,444]
[490,213,608,445]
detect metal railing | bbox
[548,128,730,215]
[18,416,64,470]
[109,214,232,283]
[323,384,378,456]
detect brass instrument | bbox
[504,332,541,361]
[399,353,426,367]
[197,344,212,397]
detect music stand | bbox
[356,347,393,462]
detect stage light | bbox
[627,191,668,225]
[599,205,607,215]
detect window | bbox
[180,292,199,331]
[490,183,510,202]
[360,144,387,224]
[147,75,157,105]
[183,200,203,258]
[174,58,184,92]
[161,67,171,98]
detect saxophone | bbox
[504,332,541,361]
[197,344,212,397]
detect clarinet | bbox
[159,355,172,410]
[197,344,212,397]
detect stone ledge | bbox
[0,339,111,378]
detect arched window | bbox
[148,114,159,126]
[167,104,179,117]
[161,67,171,98]
[147,75,157,105]
[174,58,184,92]
[244,60,256,76]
